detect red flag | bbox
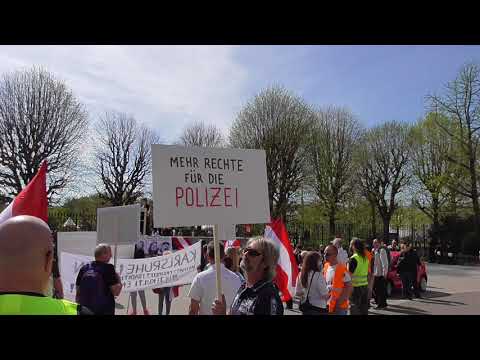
[264,218,299,302]
[0,161,48,225]
[170,236,193,298]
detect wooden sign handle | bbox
[213,224,223,301]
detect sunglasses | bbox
[324,252,334,257]
[243,248,262,257]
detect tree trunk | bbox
[382,216,390,243]
[370,201,377,238]
[432,197,440,245]
[328,205,336,240]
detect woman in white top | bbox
[295,251,329,314]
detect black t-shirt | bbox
[230,280,284,315]
[75,261,119,314]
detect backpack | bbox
[78,262,110,314]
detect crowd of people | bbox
[0,214,424,315]
[292,236,424,315]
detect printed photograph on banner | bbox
[136,235,173,257]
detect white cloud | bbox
[0,45,249,142]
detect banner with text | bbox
[152,144,270,227]
[60,241,201,301]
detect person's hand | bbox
[211,294,227,315]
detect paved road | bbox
[114,262,480,315]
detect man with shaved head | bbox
[332,237,348,265]
[0,215,91,315]
[322,245,352,315]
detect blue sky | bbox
[234,45,480,126]
[0,45,479,141]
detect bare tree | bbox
[427,63,480,238]
[179,121,224,147]
[93,112,159,206]
[229,86,315,222]
[0,67,88,201]
[305,106,363,237]
[357,121,412,242]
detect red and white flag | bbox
[0,161,48,225]
[172,236,191,250]
[170,236,193,298]
[264,218,298,303]
[224,239,241,250]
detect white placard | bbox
[60,241,201,300]
[217,224,236,241]
[152,145,270,227]
[57,231,135,271]
[97,204,141,245]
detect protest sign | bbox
[57,231,134,272]
[97,204,140,245]
[60,241,201,301]
[151,145,270,227]
[152,145,270,301]
[217,223,236,241]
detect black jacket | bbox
[397,249,420,274]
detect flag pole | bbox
[213,224,223,302]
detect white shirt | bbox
[336,247,349,265]
[188,263,242,315]
[373,248,388,277]
[295,271,329,308]
[325,264,352,292]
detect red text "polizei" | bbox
[175,187,239,208]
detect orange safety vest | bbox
[323,262,349,313]
[365,250,373,274]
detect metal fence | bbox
[286,222,432,257]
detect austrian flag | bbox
[264,218,298,302]
[0,161,48,225]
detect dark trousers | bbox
[373,276,388,307]
[350,286,369,315]
[400,272,418,299]
[286,299,293,309]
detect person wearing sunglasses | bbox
[323,245,352,315]
[212,237,283,315]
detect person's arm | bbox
[337,281,353,305]
[187,275,202,315]
[106,265,122,297]
[315,272,330,300]
[347,258,357,274]
[53,277,64,299]
[75,267,84,303]
[295,273,304,297]
[189,299,201,315]
[211,294,227,315]
[75,286,81,303]
[110,283,122,297]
